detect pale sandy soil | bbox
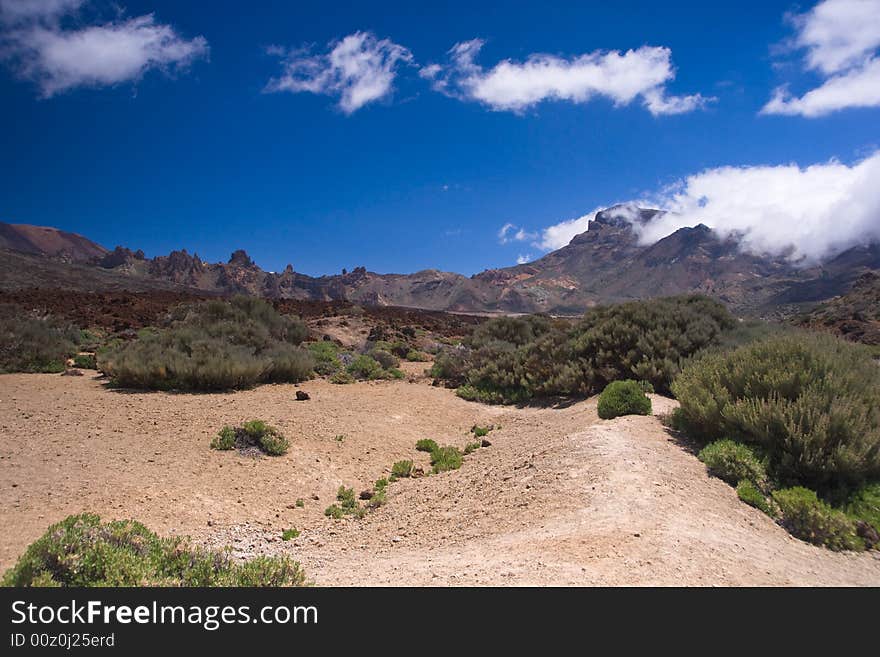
[1,370,878,585]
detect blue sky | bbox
[1,0,879,275]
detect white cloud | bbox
[498,222,537,244]
[535,211,597,250]
[424,39,712,115]
[0,1,208,97]
[534,153,880,262]
[762,0,880,116]
[516,254,532,264]
[265,31,412,114]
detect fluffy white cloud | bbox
[498,222,537,244]
[0,1,208,97]
[533,153,880,262]
[265,31,412,114]
[423,39,711,115]
[535,211,596,250]
[636,152,880,261]
[516,254,532,265]
[762,0,880,117]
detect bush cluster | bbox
[772,487,864,551]
[99,296,313,391]
[596,380,652,420]
[211,420,289,456]
[0,311,81,373]
[432,295,733,404]
[673,333,880,491]
[2,513,306,587]
[697,440,768,490]
[346,353,404,381]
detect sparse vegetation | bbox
[98,296,313,391]
[325,486,363,519]
[433,295,733,403]
[416,439,439,453]
[464,441,482,455]
[346,353,404,381]
[846,483,880,534]
[471,425,491,438]
[0,311,81,373]
[210,420,289,456]
[597,380,652,420]
[1,513,307,587]
[281,528,300,541]
[391,460,413,479]
[307,341,343,375]
[430,446,463,474]
[698,440,768,490]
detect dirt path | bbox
[1,372,878,585]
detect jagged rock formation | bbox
[2,208,879,315]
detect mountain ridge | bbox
[2,207,878,315]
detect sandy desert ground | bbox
[1,365,879,586]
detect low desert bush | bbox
[391,460,413,479]
[0,311,80,373]
[416,439,439,453]
[281,528,300,541]
[698,440,768,490]
[430,446,463,474]
[672,333,880,491]
[846,483,880,533]
[73,353,97,369]
[325,486,361,519]
[772,487,864,551]
[433,295,732,403]
[330,370,355,384]
[471,425,491,438]
[736,479,773,515]
[597,380,652,420]
[346,354,403,381]
[210,420,289,456]
[98,296,313,391]
[307,341,343,375]
[464,441,482,455]
[369,349,399,370]
[406,350,430,362]
[1,513,306,587]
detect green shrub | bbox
[330,370,355,384]
[99,296,313,391]
[347,354,383,379]
[637,380,654,394]
[772,487,864,551]
[433,295,732,402]
[698,440,768,489]
[210,425,236,450]
[281,528,300,541]
[369,349,399,370]
[0,311,80,373]
[846,483,880,533]
[406,350,430,362]
[73,353,97,369]
[471,425,491,437]
[307,341,342,375]
[324,505,344,519]
[597,380,652,420]
[391,460,413,478]
[672,333,880,490]
[464,441,482,455]
[210,420,289,456]
[736,479,773,515]
[416,439,439,453]
[1,513,306,587]
[430,446,463,474]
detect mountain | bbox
[0,222,107,262]
[2,209,878,315]
[795,271,880,345]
